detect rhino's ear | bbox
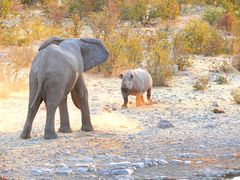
[80,38,109,72]
[38,36,64,51]
[119,74,123,79]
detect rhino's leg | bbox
[136,93,143,107]
[147,87,152,105]
[20,77,42,139]
[121,90,128,108]
[141,95,145,104]
[58,97,73,133]
[75,75,94,132]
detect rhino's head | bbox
[119,71,134,90]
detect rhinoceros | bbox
[119,68,152,107]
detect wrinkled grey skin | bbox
[20,36,109,140]
[119,68,152,108]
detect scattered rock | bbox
[158,159,168,165]
[212,108,225,114]
[115,175,134,180]
[212,101,219,107]
[111,168,134,175]
[132,162,145,169]
[98,169,111,175]
[31,168,53,176]
[158,120,174,129]
[109,161,132,168]
[55,167,73,176]
[195,160,203,164]
[171,160,183,165]
[178,153,197,158]
[76,167,88,174]
[184,161,191,165]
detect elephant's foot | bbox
[81,124,94,132]
[44,131,58,140]
[20,131,31,139]
[58,126,73,133]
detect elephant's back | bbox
[34,45,80,74]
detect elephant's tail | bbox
[30,75,43,109]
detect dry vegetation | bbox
[0,0,240,94]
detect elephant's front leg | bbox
[75,75,94,132]
[58,97,73,133]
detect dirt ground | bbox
[1,55,240,179]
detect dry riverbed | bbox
[1,55,240,179]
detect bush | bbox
[0,0,10,18]
[215,74,228,84]
[202,7,224,25]
[193,75,209,90]
[216,12,237,32]
[0,16,64,46]
[100,28,144,76]
[120,0,180,25]
[174,19,225,56]
[231,87,240,104]
[146,31,175,86]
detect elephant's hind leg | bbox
[58,97,73,133]
[20,98,42,139]
[44,83,64,139]
[20,77,42,139]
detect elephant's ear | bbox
[38,36,65,51]
[80,38,109,71]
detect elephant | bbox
[20,36,109,139]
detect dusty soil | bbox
[1,55,240,179]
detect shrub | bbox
[193,75,209,90]
[0,0,10,18]
[231,87,240,104]
[175,55,191,71]
[120,0,180,25]
[174,19,225,56]
[146,31,175,86]
[87,1,120,39]
[215,74,228,84]
[202,7,224,25]
[0,16,64,46]
[216,12,237,32]
[232,55,240,71]
[100,28,144,76]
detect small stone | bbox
[132,162,145,169]
[76,167,88,174]
[31,168,53,176]
[158,159,168,165]
[212,108,225,114]
[115,175,134,180]
[109,161,131,168]
[212,101,219,107]
[184,161,191,165]
[178,153,197,158]
[55,167,73,176]
[111,168,134,175]
[195,160,203,164]
[94,155,106,159]
[158,120,174,129]
[82,156,93,163]
[98,169,111,175]
[171,159,183,165]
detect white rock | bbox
[111,168,134,175]
[55,167,73,176]
[132,162,145,168]
[158,159,168,165]
[31,168,53,176]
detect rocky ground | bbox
[1,55,240,179]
